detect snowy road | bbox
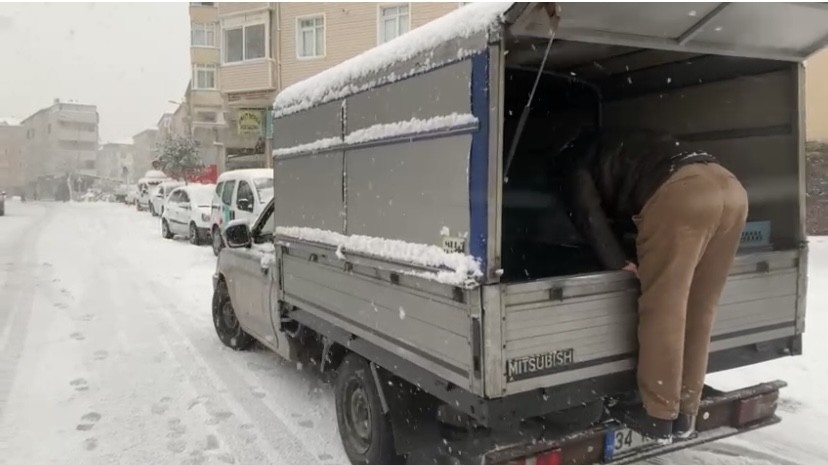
[0,201,826,465]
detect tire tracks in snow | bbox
[0,204,53,418]
[0,204,54,462]
[109,250,328,465]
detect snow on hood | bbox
[272,2,511,117]
[275,227,482,286]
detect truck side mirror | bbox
[224,220,252,248]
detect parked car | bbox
[136,170,169,212]
[149,181,184,217]
[125,184,139,205]
[161,184,216,245]
[210,169,273,255]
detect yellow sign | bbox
[238,110,264,137]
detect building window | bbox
[195,110,219,124]
[224,23,266,63]
[193,64,217,89]
[192,23,216,47]
[296,15,325,58]
[379,5,410,44]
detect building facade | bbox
[277,3,458,88]
[807,49,828,142]
[96,141,134,182]
[207,2,460,170]
[132,128,160,178]
[20,99,99,198]
[0,118,25,195]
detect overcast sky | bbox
[0,2,190,141]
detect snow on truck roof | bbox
[272,2,513,117]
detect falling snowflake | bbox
[399,307,406,320]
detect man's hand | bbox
[622,261,639,278]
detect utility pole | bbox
[264,109,273,169]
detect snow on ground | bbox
[0,200,826,465]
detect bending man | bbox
[558,128,748,440]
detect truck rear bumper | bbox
[409,380,786,465]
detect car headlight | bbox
[201,213,210,222]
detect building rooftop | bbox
[0,117,22,126]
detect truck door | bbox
[222,201,278,342]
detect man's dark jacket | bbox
[557,129,717,270]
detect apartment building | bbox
[210,2,461,169]
[96,140,134,182]
[132,128,160,177]
[0,118,25,195]
[278,3,458,87]
[807,49,828,142]
[189,2,225,147]
[20,99,99,197]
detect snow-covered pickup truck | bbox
[212,3,827,464]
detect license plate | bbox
[603,427,657,461]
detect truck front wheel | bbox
[212,280,254,350]
[335,354,402,465]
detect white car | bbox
[149,181,184,217]
[160,184,216,245]
[210,169,274,255]
[136,170,169,211]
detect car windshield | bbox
[254,177,274,202]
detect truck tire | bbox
[335,354,402,465]
[161,219,174,239]
[212,226,224,256]
[211,280,254,351]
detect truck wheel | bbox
[212,226,224,256]
[161,220,174,239]
[335,354,402,465]
[212,280,254,350]
[189,222,201,245]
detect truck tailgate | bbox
[488,249,803,398]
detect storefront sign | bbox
[238,109,264,137]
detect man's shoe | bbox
[610,404,672,440]
[673,413,696,439]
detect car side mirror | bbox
[182,203,191,210]
[224,220,252,248]
[238,198,252,212]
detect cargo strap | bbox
[503,34,556,183]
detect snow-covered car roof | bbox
[272,2,514,117]
[174,183,215,206]
[217,169,273,182]
[143,170,168,179]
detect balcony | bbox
[218,2,268,17]
[54,110,98,125]
[191,47,220,65]
[57,129,98,143]
[220,60,275,94]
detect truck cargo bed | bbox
[278,238,803,423]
